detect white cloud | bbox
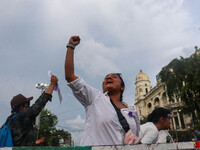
[65,115,85,146]
[163,46,185,58]
[76,39,120,76]
[65,115,85,131]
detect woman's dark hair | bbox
[115,73,125,102]
[11,101,30,113]
[147,107,170,123]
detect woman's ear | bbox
[120,86,125,92]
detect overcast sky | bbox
[0,0,200,145]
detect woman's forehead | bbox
[105,73,118,78]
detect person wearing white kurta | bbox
[65,36,140,146]
[139,122,159,144]
[156,130,174,143]
[138,107,171,144]
[68,77,140,146]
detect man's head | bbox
[147,107,171,130]
[11,94,33,113]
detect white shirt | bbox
[139,122,159,144]
[68,77,140,146]
[156,130,174,143]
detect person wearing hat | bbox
[65,36,140,146]
[1,75,58,146]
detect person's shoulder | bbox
[141,122,156,129]
[148,122,157,129]
[123,104,137,110]
[140,122,149,129]
[121,102,128,108]
[9,113,23,128]
[12,113,25,121]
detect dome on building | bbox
[136,70,149,81]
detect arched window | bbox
[154,97,159,105]
[169,99,175,103]
[148,103,152,108]
[162,92,166,99]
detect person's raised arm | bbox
[45,75,58,95]
[65,36,80,82]
[24,75,58,119]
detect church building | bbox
[134,70,192,130]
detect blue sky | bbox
[0,0,200,145]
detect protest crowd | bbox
[1,36,197,147]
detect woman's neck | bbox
[108,92,121,103]
[109,93,127,109]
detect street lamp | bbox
[35,83,49,139]
[35,83,49,92]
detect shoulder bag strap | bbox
[110,99,130,133]
[6,114,19,126]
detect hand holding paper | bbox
[48,71,62,103]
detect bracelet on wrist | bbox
[49,84,55,88]
[66,43,75,49]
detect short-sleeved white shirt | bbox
[139,122,159,144]
[68,77,140,146]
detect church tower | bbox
[135,70,152,103]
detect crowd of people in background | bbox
[1,35,198,147]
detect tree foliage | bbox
[169,130,194,142]
[38,109,71,146]
[159,51,200,124]
[51,129,71,146]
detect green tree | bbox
[38,109,71,146]
[159,51,200,125]
[52,129,72,146]
[39,109,58,146]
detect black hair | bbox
[147,107,170,123]
[11,101,30,113]
[115,73,125,102]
